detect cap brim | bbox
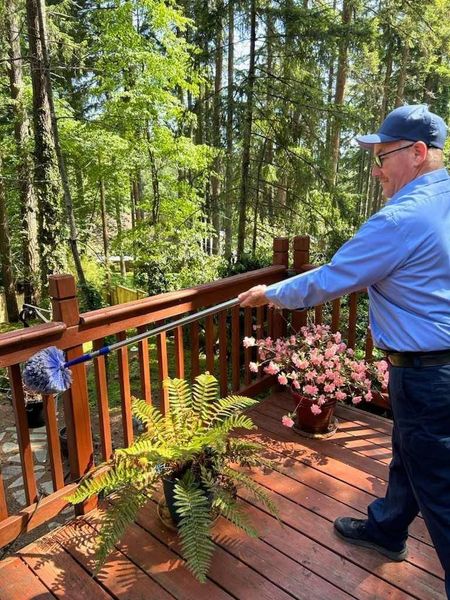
[355,133,400,149]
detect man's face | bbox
[371,140,419,198]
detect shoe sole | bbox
[334,526,408,562]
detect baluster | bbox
[117,331,133,447]
[0,473,8,521]
[244,307,252,385]
[331,298,341,332]
[43,394,65,491]
[190,321,200,380]
[205,315,215,375]
[256,306,265,378]
[8,364,37,505]
[348,292,358,349]
[93,339,113,460]
[256,306,264,340]
[365,327,374,361]
[231,305,240,392]
[157,332,169,414]
[174,326,185,379]
[218,311,228,397]
[137,326,152,405]
[315,304,323,325]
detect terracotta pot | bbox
[291,390,337,434]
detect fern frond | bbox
[202,395,258,427]
[227,438,273,468]
[94,489,149,573]
[223,467,279,519]
[174,472,215,583]
[192,373,219,417]
[67,467,131,504]
[131,397,166,440]
[212,490,258,538]
[213,414,257,438]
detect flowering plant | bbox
[243,324,388,428]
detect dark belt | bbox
[384,349,450,368]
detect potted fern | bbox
[67,373,277,582]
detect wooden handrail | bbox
[0,322,66,351]
[0,265,287,368]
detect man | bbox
[238,104,450,598]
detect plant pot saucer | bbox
[293,416,339,439]
[157,498,220,532]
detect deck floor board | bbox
[0,392,445,599]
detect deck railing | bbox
[0,235,384,549]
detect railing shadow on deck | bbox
[0,235,386,552]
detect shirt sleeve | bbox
[265,211,410,310]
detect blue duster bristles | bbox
[22,346,72,394]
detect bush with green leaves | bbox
[67,373,277,582]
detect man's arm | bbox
[239,210,410,310]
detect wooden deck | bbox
[0,391,446,600]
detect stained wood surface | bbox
[0,392,445,599]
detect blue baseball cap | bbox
[356,104,447,149]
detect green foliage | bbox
[67,373,278,581]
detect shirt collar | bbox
[386,168,450,206]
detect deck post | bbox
[292,235,310,330]
[49,274,96,514]
[272,237,289,339]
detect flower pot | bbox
[162,473,214,527]
[291,391,337,434]
[26,401,45,429]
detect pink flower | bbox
[278,374,288,385]
[249,362,259,373]
[243,336,256,348]
[364,391,373,401]
[304,384,319,395]
[304,370,317,381]
[335,390,347,401]
[282,415,295,428]
[292,380,301,389]
[352,396,362,404]
[310,404,322,415]
[264,361,280,375]
[377,360,388,373]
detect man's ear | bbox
[414,141,428,164]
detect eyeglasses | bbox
[373,143,416,168]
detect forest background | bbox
[1,0,450,323]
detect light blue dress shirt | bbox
[265,168,450,351]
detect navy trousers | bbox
[365,363,450,599]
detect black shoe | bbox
[334,517,408,562]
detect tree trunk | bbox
[237,0,256,259]
[5,0,40,305]
[115,200,126,277]
[99,177,112,303]
[329,0,351,187]
[395,43,409,107]
[211,1,224,255]
[26,0,65,293]
[0,154,20,322]
[224,0,234,261]
[35,0,87,288]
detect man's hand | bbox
[238,284,269,308]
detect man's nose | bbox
[371,164,381,177]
